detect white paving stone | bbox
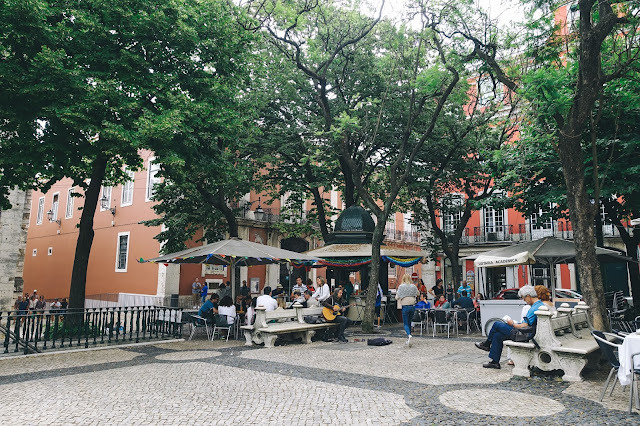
[0,348,141,377]
[439,389,565,417]
[240,339,512,385]
[0,361,419,425]
[154,350,221,361]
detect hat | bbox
[33,289,37,292]
[276,284,283,288]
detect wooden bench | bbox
[505,301,600,382]
[240,304,338,348]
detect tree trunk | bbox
[557,132,609,330]
[362,220,386,333]
[310,187,331,242]
[448,249,461,294]
[195,183,239,238]
[339,156,356,208]
[68,155,107,310]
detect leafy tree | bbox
[410,77,519,290]
[498,70,640,307]
[138,14,258,251]
[243,0,386,242]
[444,0,640,329]
[0,0,252,307]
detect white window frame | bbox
[115,232,130,272]
[204,264,225,275]
[145,157,161,201]
[32,249,37,257]
[483,206,505,233]
[65,187,75,219]
[100,186,112,211]
[388,262,397,278]
[47,247,53,256]
[51,192,60,222]
[442,194,463,233]
[36,197,45,225]
[121,169,135,207]
[531,204,553,230]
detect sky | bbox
[378,0,526,28]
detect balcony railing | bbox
[439,222,630,245]
[384,230,422,243]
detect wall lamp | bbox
[46,209,61,225]
[254,197,265,221]
[100,195,116,216]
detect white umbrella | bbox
[472,237,632,300]
[142,238,318,299]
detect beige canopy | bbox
[305,243,423,259]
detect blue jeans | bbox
[487,321,514,362]
[401,305,415,336]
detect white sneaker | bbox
[406,335,412,347]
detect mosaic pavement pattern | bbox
[0,325,637,425]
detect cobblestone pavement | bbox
[0,324,637,425]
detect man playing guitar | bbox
[321,288,353,343]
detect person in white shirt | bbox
[312,277,330,303]
[256,286,278,312]
[217,296,236,325]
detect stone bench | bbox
[505,302,600,382]
[240,304,337,348]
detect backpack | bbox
[367,337,392,346]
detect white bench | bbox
[240,303,338,348]
[505,302,600,381]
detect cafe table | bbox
[617,331,640,386]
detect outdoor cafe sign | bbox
[474,251,536,268]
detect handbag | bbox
[510,325,535,342]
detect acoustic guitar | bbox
[322,303,355,321]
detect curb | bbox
[0,338,185,360]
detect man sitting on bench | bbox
[322,288,353,343]
[475,285,543,369]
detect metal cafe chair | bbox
[432,309,451,338]
[211,314,234,342]
[590,329,639,412]
[188,314,211,341]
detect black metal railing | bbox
[1,306,183,355]
[469,225,514,243]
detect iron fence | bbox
[1,306,183,355]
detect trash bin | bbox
[170,294,179,308]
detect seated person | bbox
[198,293,219,321]
[302,290,319,308]
[321,288,353,343]
[245,298,257,326]
[473,294,484,311]
[452,291,474,311]
[242,296,253,312]
[434,295,450,309]
[290,289,305,306]
[256,286,278,312]
[415,293,431,310]
[271,284,285,297]
[235,295,245,313]
[217,296,236,325]
[475,285,543,369]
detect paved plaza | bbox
[0,325,637,425]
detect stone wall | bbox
[0,189,30,310]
